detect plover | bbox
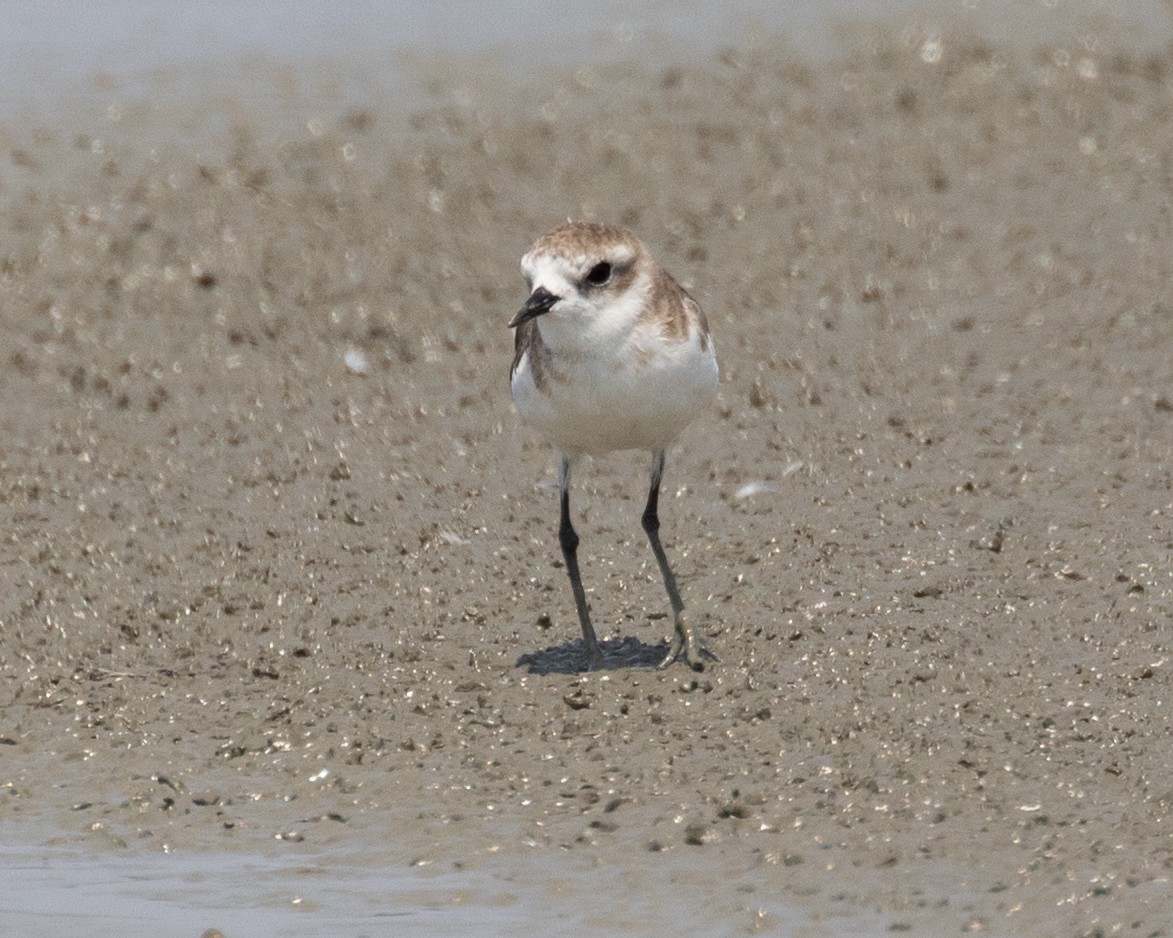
[508,222,719,670]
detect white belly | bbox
[512,332,718,456]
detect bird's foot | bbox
[582,638,606,671]
[657,613,712,671]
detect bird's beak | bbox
[508,286,559,329]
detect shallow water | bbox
[3,0,1169,116]
[2,841,888,937]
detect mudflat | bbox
[1,16,1171,935]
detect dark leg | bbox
[558,456,604,669]
[643,450,707,670]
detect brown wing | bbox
[511,320,557,390]
[510,320,532,381]
[682,290,712,352]
[651,268,711,351]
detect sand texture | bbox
[2,18,1171,935]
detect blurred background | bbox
[4,0,1170,120]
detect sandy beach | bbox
[1,7,1171,934]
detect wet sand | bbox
[2,12,1172,936]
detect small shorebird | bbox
[508,222,719,670]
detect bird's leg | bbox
[643,450,707,671]
[558,456,604,669]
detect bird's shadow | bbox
[516,635,669,675]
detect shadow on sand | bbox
[516,635,670,675]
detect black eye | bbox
[585,262,612,286]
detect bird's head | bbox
[509,222,650,346]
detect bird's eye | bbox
[585,262,612,286]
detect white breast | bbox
[512,324,718,457]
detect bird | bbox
[508,221,719,670]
